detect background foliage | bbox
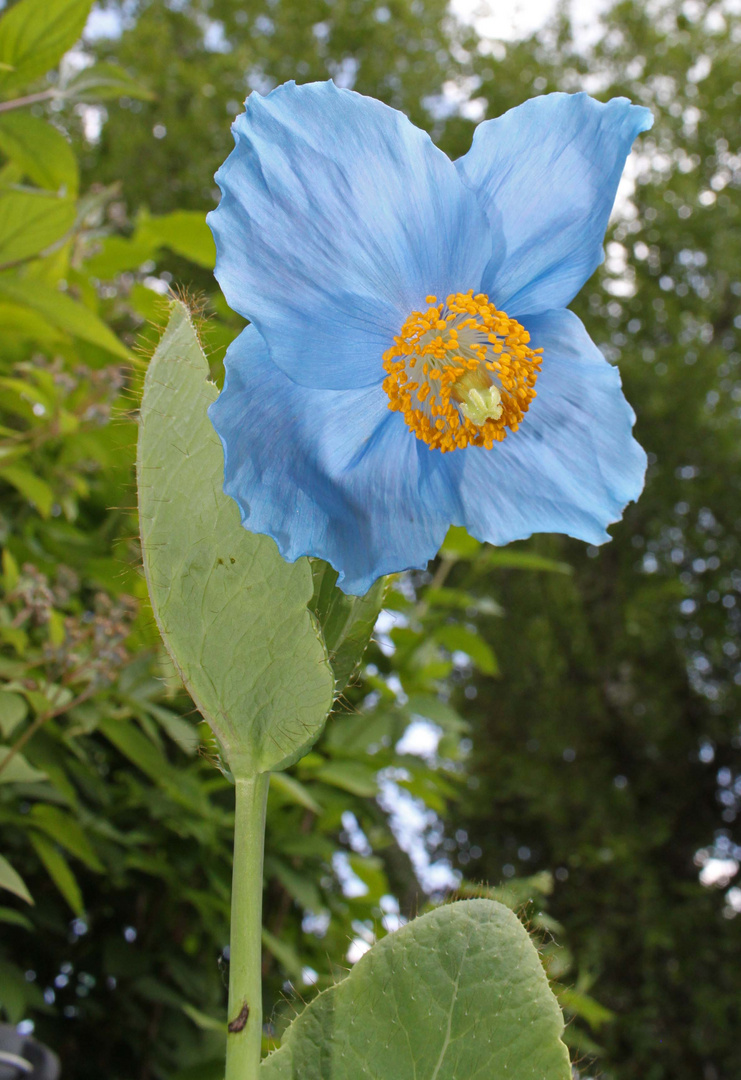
[0,0,739,1078]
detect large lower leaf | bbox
[261,899,571,1080]
[137,300,335,776]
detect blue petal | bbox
[455,93,653,316]
[444,309,646,545]
[209,325,455,595]
[209,80,492,392]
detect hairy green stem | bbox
[226,773,270,1080]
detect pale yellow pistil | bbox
[451,370,503,426]
[382,290,543,453]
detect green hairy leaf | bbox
[0,0,92,96]
[261,899,571,1079]
[137,300,335,776]
[310,561,386,693]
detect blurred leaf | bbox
[0,297,62,346]
[85,233,157,279]
[0,959,44,1023]
[1,548,19,590]
[270,771,322,814]
[0,852,33,904]
[0,0,92,96]
[48,608,65,647]
[557,987,614,1030]
[484,550,572,574]
[404,694,468,733]
[559,1025,605,1056]
[0,463,54,516]
[310,560,386,693]
[29,832,84,915]
[434,625,499,676]
[0,275,130,359]
[424,587,503,616]
[99,717,174,788]
[0,905,33,929]
[62,60,154,102]
[135,975,188,1008]
[439,525,481,558]
[0,747,47,784]
[261,900,570,1080]
[0,189,74,265]
[29,804,104,872]
[0,112,78,194]
[531,910,564,935]
[0,372,52,411]
[137,300,334,775]
[347,854,388,902]
[86,208,216,277]
[137,209,215,268]
[458,872,555,910]
[313,760,378,797]
[144,702,200,755]
[262,927,304,981]
[181,1001,225,1032]
[170,1062,225,1080]
[324,709,402,753]
[269,858,323,913]
[0,689,28,738]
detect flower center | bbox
[382,291,543,453]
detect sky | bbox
[84,0,609,44]
[450,0,610,43]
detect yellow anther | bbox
[382,290,542,453]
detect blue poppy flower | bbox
[208,82,652,595]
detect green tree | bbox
[83,0,477,213]
[2,0,739,1077]
[445,1,741,1076]
[0,2,475,1076]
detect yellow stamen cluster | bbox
[382,291,543,452]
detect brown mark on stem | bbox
[228,1002,250,1034]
